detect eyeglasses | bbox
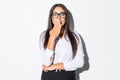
[52,12,66,18]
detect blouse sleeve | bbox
[63,32,84,71]
[39,31,54,66]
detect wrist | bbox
[54,63,64,70]
[49,36,56,41]
[46,37,55,50]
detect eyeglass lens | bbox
[52,12,66,18]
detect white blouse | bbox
[39,31,84,71]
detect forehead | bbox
[53,6,65,12]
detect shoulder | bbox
[74,31,80,37]
[72,31,81,39]
[39,31,47,38]
[73,31,82,44]
[39,30,47,42]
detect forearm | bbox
[47,37,55,50]
[43,63,65,71]
[52,63,65,70]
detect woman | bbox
[39,3,84,80]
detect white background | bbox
[0,0,120,80]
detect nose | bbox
[57,15,62,24]
[57,14,61,19]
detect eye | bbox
[52,12,57,16]
[60,12,66,16]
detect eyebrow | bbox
[53,11,65,13]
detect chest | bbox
[54,39,72,57]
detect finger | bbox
[46,67,52,71]
[58,18,61,24]
[42,64,45,68]
[60,20,62,24]
[53,19,62,30]
[57,17,62,24]
[43,69,48,72]
[57,19,62,29]
[42,64,48,72]
[46,65,55,71]
[42,64,47,70]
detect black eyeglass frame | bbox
[52,12,66,18]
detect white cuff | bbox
[63,61,74,71]
[45,48,54,57]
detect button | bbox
[59,69,61,72]
[55,69,58,72]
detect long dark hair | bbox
[44,3,79,58]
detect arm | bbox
[40,19,62,67]
[39,32,54,66]
[43,33,84,71]
[63,34,84,71]
[42,63,64,72]
[43,48,84,71]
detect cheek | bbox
[52,18,57,24]
[61,19,66,25]
[52,20,55,24]
[52,18,66,25]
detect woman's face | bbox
[52,6,66,27]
